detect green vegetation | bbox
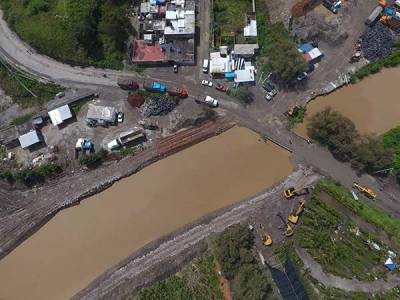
[212,0,251,46]
[0,162,63,186]
[79,149,108,168]
[287,106,306,128]
[308,108,394,174]
[133,254,223,300]
[318,179,400,244]
[256,1,307,83]
[383,126,400,181]
[0,61,62,108]
[70,98,93,115]
[10,112,36,126]
[297,192,386,281]
[0,0,132,69]
[212,224,272,299]
[351,45,400,83]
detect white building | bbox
[48,104,73,126]
[18,130,42,149]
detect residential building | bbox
[48,104,73,126]
[18,130,42,149]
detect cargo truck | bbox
[166,86,188,98]
[107,128,145,150]
[117,79,139,90]
[143,81,166,93]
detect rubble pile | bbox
[361,22,394,61]
[141,96,177,117]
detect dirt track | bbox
[0,119,234,260]
[73,167,320,300]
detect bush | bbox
[13,163,62,186]
[79,149,108,168]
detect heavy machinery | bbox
[167,86,188,98]
[283,187,309,199]
[353,182,377,200]
[259,224,273,246]
[288,199,306,224]
[75,138,94,158]
[277,213,294,237]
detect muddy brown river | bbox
[0,126,292,300]
[296,67,400,137]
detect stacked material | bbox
[362,22,394,61]
[141,96,176,117]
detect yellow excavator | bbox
[259,224,273,246]
[283,187,309,199]
[288,199,305,224]
[353,182,377,200]
[277,213,294,237]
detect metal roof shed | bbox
[48,105,72,126]
[18,130,41,149]
[87,104,117,123]
[234,66,255,83]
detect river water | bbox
[295,67,400,137]
[0,126,292,300]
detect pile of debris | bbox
[291,0,320,18]
[141,96,177,117]
[361,22,394,61]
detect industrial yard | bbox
[1,0,400,299]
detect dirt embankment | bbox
[0,119,234,261]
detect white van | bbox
[202,59,209,73]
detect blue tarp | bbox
[225,71,235,78]
[298,43,314,53]
[385,258,396,271]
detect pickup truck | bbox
[117,79,139,90]
[196,96,218,107]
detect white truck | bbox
[107,128,145,150]
[196,95,218,107]
[202,59,209,73]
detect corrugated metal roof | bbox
[18,130,41,149]
[48,104,72,126]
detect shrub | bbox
[233,264,272,300]
[79,149,108,168]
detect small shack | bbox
[18,130,42,149]
[48,104,73,126]
[86,104,117,125]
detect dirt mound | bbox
[127,93,145,108]
[291,0,321,17]
[293,10,348,45]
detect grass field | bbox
[0,0,130,69]
[297,193,387,281]
[0,60,62,108]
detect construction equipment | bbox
[350,52,361,63]
[75,138,95,158]
[283,187,309,199]
[353,182,377,200]
[277,213,294,237]
[259,224,273,246]
[288,199,306,224]
[166,86,188,98]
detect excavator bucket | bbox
[284,224,294,237]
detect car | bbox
[297,72,308,81]
[117,112,124,123]
[201,80,213,87]
[173,64,178,73]
[202,59,209,73]
[204,96,218,107]
[216,83,228,92]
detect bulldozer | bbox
[277,213,294,237]
[288,199,306,224]
[259,224,273,246]
[283,187,309,199]
[353,182,377,200]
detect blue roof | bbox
[225,71,235,78]
[299,43,314,53]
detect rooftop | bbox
[131,40,167,63]
[235,66,256,83]
[244,20,257,37]
[86,104,117,122]
[18,130,41,149]
[233,44,259,57]
[164,13,195,37]
[48,105,72,126]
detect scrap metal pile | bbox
[361,22,394,61]
[141,96,177,117]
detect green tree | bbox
[213,224,254,279]
[79,148,108,168]
[307,108,358,161]
[232,264,272,300]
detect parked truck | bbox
[143,81,166,93]
[166,86,188,98]
[117,78,139,90]
[75,138,95,158]
[107,128,145,150]
[366,6,383,26]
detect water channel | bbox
[0,126,292,300]
[295,67,400,137]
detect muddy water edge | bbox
[296,67,400,137]
[0,126,292,300]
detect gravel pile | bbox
[141,96,176,117]
[361,22,394,61]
